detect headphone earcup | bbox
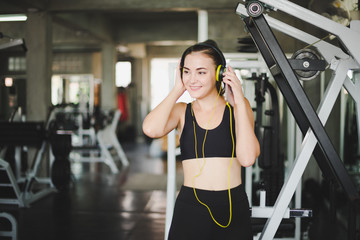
[216,65,226,82]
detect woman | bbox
[142,40,260,240]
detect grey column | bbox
[25,11,52,121]
[101,43,117,112]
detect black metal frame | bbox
[252,73,283,206]
[242,14,359,240]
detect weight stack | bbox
[50,134,72,192]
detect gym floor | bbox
[0,142,351,240]
[2,142,173,240]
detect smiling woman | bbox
[142,39,260,240]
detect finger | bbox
[222,72,233,82]
[223,79,234,89]
[223,70,237,80]
[227,65,235,73]
[223,73,236,83]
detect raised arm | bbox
[222,66,260,167]
[142,62,186,139]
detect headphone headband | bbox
[196,43,226,67]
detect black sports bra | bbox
[180,103,236,161]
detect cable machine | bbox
[236,1,360,239]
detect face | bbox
[182,52,217,99]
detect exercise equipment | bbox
[236,1,360,239]
[237,36,258,53]
[250,72,283,207]
[228,57,309,238]
[290,49,325,81]
[0,106,72,207]
[0,122,52,207]
[0,32,27,51]
[70,109,129,173]
[0,212,17,240]
[49,133,72,191]
[344,99,359,166]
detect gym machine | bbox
[230,58,307,239]
[250,72,283,207]
[0,106,72,207]
[69,109,129,173]
[0,33,25,239]
[0,33,26,51]
[0,33,59,207]
[0,212,17,240]
[236,1,360,240]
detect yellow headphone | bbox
[190,86,235,228]
[216,64,226,82]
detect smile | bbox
[190,86,202,91]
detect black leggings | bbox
[168,184,252,240]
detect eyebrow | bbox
[183,67,208,71]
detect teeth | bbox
[191,86,201,90]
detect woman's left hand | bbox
[222,66,245,106]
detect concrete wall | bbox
[208,10,247,52]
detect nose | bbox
[189,73,197,84]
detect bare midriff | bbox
[182,157,242,191]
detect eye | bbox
[199,71,206,75]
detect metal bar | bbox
[165,62,178,240]
[255,0,360,65]
[242,14,359,240]
[243,16,334,185]
[0,38,25,50]
[0,158,25,207]
[348,200,358,240]
[0,212,17,240]
[261,128,318,239]
[235,3,349,62]
[251,207,311,218]
[245,15,358,199]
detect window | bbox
[115,61,132,87]
[8,56,26,71]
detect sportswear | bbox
[180,103,236,161]
[167,184,252,240]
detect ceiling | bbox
[1,0,352,55]
[0,0,212,50]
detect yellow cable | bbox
[304,34,332,49]
[191,86,235,228]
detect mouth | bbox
[190,86,201,91]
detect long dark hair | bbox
[180,39,225,95]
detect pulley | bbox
[290,48,325,81]
[246,1,264,18]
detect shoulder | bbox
[173,102,188,113]
[172,102,188,122]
